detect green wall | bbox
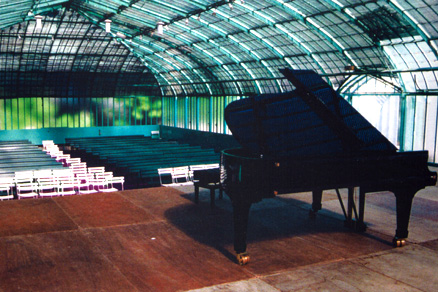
[0,125,159,145]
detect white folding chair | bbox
[0,177,14,200]
[75,173,97,194]
[55,153,71,165]
[42,140,55,152]
[70,162,87,176]
[34,169,59,198]
[108,174,125,191]
[188,164,219,181]
[172,166,192,186]
[88,167,105,174]
[158,168,174,186]
[88,172,108,192]
[99,172,124,192]
[47,146,62,158]
[54,169,77,196]
[151,130,160,139]
[15,171,38,199]
[65,157,81,167]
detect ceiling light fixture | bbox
[105,19,112,33]
[116,32,126,39]
[156,22,164,35]
[35,15,43,29]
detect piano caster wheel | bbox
[393,238,406,247]
[236,252,250,265]
[309,209,317,219]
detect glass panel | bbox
[351,94,400,147]
[424,95,438,162]
[198,96,210,132]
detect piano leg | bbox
[347,187,355,224]
[357,188,367,232]
[194,182,200,204]
[232,200,251,265]
[345,187,367,232]
[393,188,416,247]
[209,187,215,208]
[309,190,323,219]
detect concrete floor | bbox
[0,167,437,292]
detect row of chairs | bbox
[43,140,74,166]
[0,141,125,201]
[158,164,219,186]
[0,167,125,200]
[66,136,220,186]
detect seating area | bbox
[66,135,220,187]
[0,140,124,201]
[0,136,217,198]
[0,140,65,179]
[158,163,219,186]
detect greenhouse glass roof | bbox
[0,0,437,98]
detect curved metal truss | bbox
[0,0,437,99]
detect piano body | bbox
[221,69,437,265]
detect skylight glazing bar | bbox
[131,4,173,23]
[121,34,222,89]
[176,5,284,91]
[388,0,438,58]
[149,0,188,14]
[267,0,355,73]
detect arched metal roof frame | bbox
[71,6,223,98]
[1,0,437,100]
[81,1,233,90]
[267,0,357,71]
[134,1,321,91]
[319,0,386,65]
[155,21,246,95]
[119,2,273,96]
[124,24,233,97]
[0,6,161,99]
[165,32,253,96]
[387,0,438,58]
[187,19,275,94]
[75,0,339,91]
[339,73,402,95]
[175,1,329,89]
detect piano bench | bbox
[194,181,223,208]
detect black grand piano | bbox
[221,69,437,265]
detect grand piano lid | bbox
[224,69,398,158]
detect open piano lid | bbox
[224,68,398,158]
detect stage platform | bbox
[0,173,437,292]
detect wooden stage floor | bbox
[0,180,437,292]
